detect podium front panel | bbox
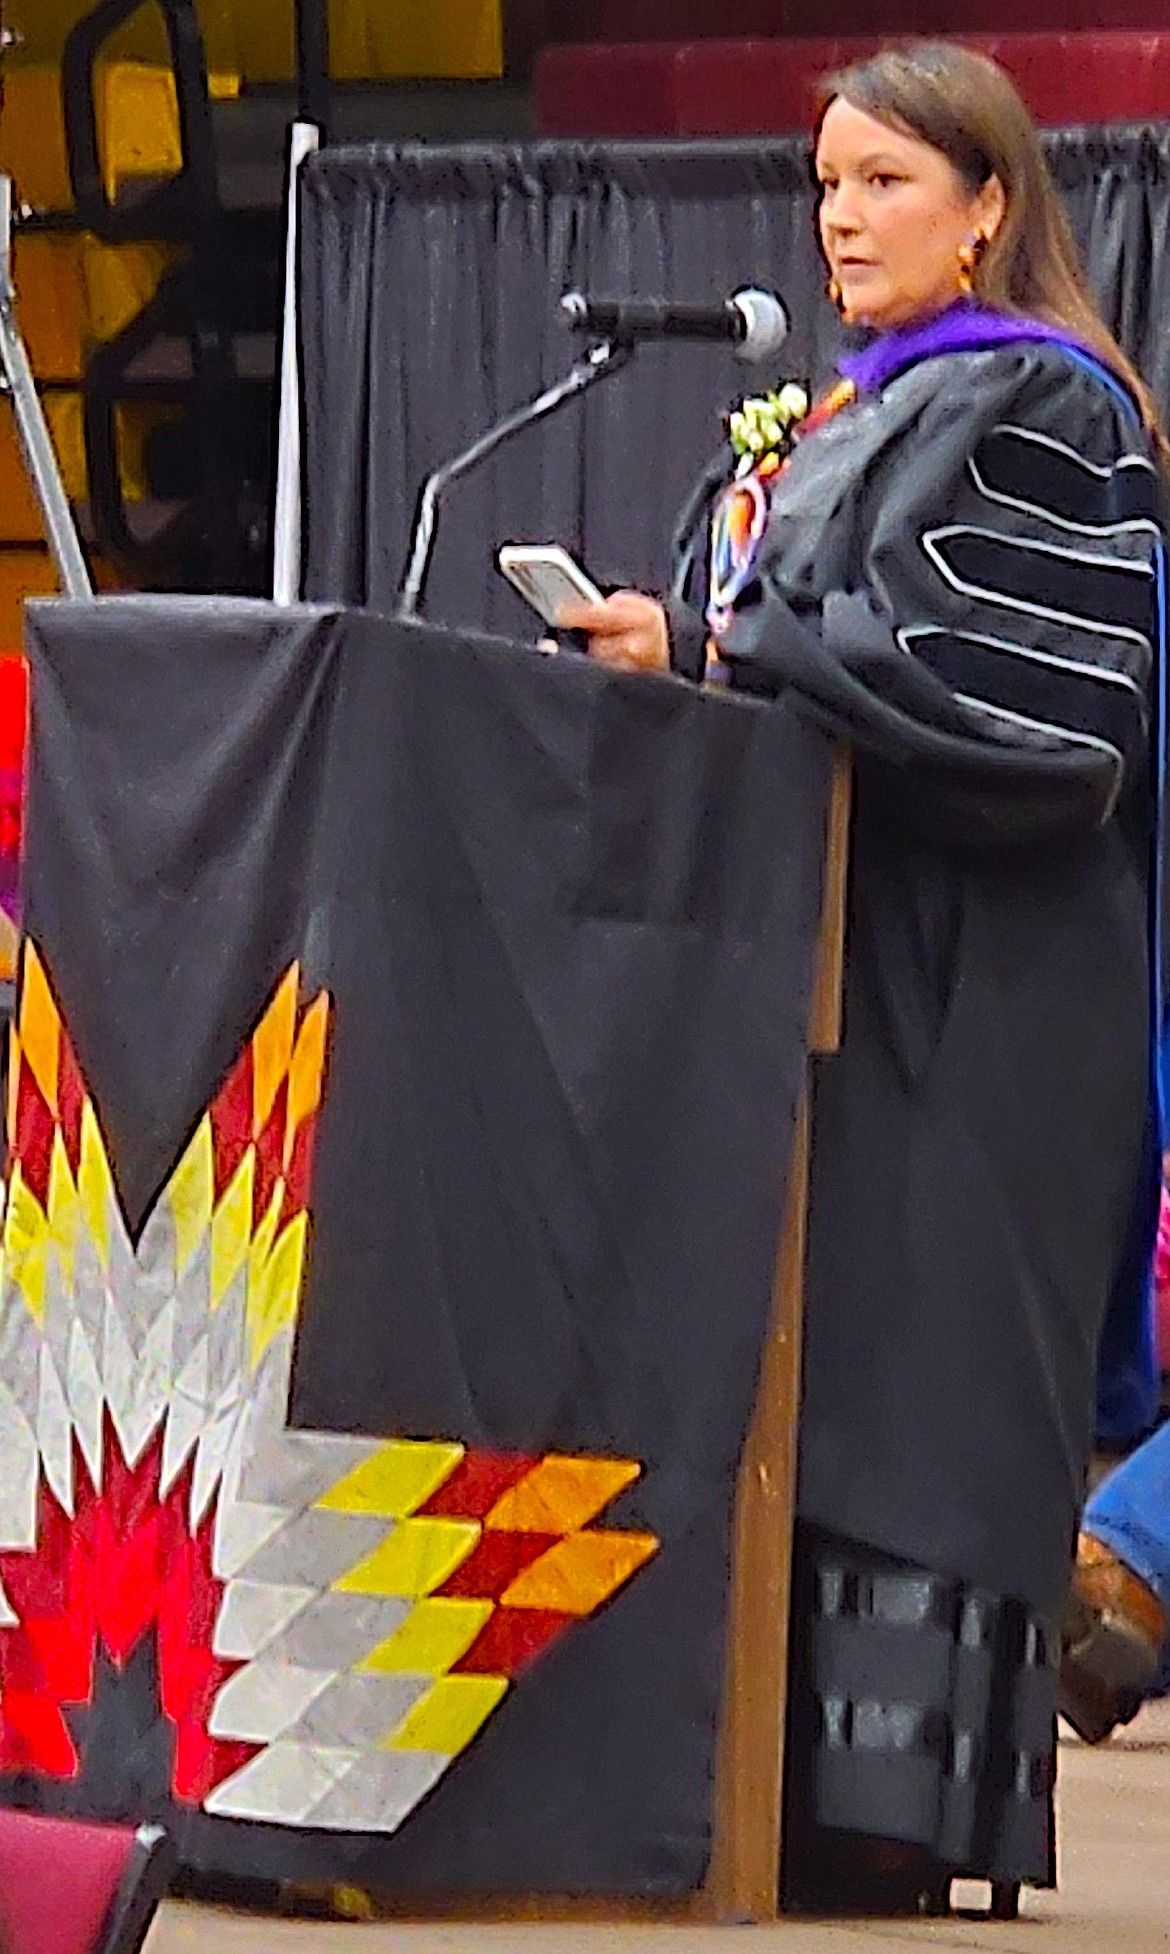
[1,597,831,1897]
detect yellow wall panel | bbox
[225,2,295,83]
[203,0,503,81]
[11,237,86,382]
[0,68,72,210]
[197,0,247,74]
[0,62,189,209]
[327,0,503,80]
[43,393,87,504]
[0,389,167,550]
[95,62,182,198]
[113,403,170,502]
[80,237,175,343]
[0,552,59,647]
[10,0,244,67]
[0,409,54,544]
[5,235,171,391]
[10,7,154,64]
[39,391,172,508]
[361,0,503,80]
[7,4,501,94]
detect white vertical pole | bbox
[272,120,319,605]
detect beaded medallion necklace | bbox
[707,376,858,636]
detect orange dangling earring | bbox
[827,275,843,311]
[957,232,985,296]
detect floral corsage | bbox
[727,381,809,479]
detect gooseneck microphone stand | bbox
[397,337,633,619]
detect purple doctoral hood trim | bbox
[836,299,1104,397]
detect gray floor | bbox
[144,1699,1170,1953]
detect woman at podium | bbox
[561,42,1166,1914]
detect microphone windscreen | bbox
[731,289,789,366]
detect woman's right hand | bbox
[555,591,670,675]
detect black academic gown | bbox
[672,342,1163,1890]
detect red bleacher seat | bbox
[536,30,1170,134]
[580,0,1170,34]
[0,1811,173,1954]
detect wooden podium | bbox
[703,747,851,1925]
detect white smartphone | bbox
[498,543,605,626]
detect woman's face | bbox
[816,97,1005,331]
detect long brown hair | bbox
[816,41,1166,453]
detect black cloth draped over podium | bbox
[11,599,827,1889]
[300,125,1170,630]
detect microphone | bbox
[559,287,788,366]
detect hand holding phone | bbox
[499,544,670,674]
[498,543,605,626]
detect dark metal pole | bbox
[295,0,330,137]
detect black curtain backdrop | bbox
[300,126,1170,632]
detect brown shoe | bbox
[1059,1533,1166,1744]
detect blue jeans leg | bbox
[1085,1420,1170,1691]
